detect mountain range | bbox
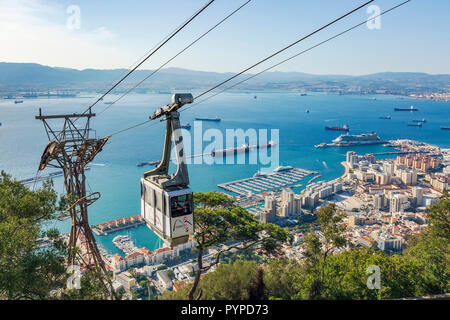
[0,62,449,95]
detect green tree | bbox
[62,267,115,300]
[0,171,67,299]
[300,203,347,299]
[162,260,259,300]
[187,192,290,300]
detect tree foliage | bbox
[187,192,290,300]
[163,198,449,300]
[0,171,67,299]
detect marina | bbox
[218,166,316,196]
[112,234,140,256]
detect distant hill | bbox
[0,62,449,95]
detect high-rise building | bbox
[390,194,409,213]
[373,194,384,210]
[346,151,356,164]
[412,187,423,207]
[400,169,417,186]
[261,196,277,223]
[278,188,301,217]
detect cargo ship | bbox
[315,133,384,148]
[441,127,450,130]
[211,141,275,157]
[325,124,349,132]
[407,122,422,127]
[195,117,221,122]
[379,115,391,119]
[394,105,418,111]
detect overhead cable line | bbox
[104,0,412,139]
[182,0,412,111]
[79,0,216,117]
[104,0,377,138]
[97,0,252,116]
[190,0,375,102]
[96,10,203,98]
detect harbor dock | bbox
[218,167,315,196]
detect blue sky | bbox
[0,0,449,75]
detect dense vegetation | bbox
[185,192,290,300]
[163,196,449,300]
[0,171,111,300]
[1,170,448,300]
[0,171,67,299]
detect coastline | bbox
[340,161,350,180]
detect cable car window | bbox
[170,194,193,218]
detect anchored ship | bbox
[412,118,426,123]
[315,133,384,148]
[441,127,450,130]
[407,122,422,127]
[325,124,349,132]
[195,117,221,122]
[379,115,391,119]
[394,105,418,111]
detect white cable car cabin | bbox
[140,93,194,247]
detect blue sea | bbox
[1,92,449,254]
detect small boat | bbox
[305,109,310,113]
[379,115,391,119]
[300,93,307,96]
[180,123,191,129]
[14,100,24,104]
[254,96,257,99]
[104,102,114,105]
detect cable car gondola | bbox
[140,93,194,247]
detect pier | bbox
[218,167,314,196]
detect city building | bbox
[278,188,302,217]
[260,196,277,223]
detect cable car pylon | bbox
[35,108,114,298]
[140,94,195,247]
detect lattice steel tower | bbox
[35,108,109,273]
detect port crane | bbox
[140,94,195,247]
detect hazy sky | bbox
[0,0,449,75]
